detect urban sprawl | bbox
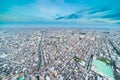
[0,28,120,80]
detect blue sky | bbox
[0,0,120,26]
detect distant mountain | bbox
[55,12,82,20]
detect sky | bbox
[0,0,120,27]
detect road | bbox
[36,32,44,80]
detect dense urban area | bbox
[0,28,120,80]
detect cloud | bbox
[88,7,111,14]
[101,10,120,20]
[0,0,34,13]
[116,22,120,24]
[56,8,110,20]
[55,7,120,24]
[55,13,82,20]
[55,17,65,20]
[1,0,120,26]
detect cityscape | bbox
[0,28,120,80]
[1,0,120,80]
